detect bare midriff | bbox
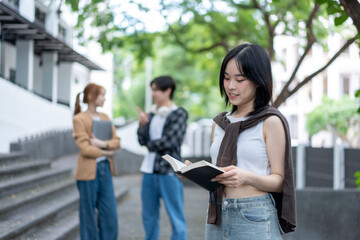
[223,184,267,198]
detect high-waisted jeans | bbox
[205,193,282,240]
[77,160,118,240]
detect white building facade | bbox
[273,34,360,147]
[0,0,114,152]
[183,34,360,157]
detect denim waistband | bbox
[97,158,109,164]
[222,193,274,208]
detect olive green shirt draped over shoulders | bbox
[72,112,120,180]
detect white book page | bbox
[181,160,225,173]
[162,154,187,172]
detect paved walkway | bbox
[116,174,209,240]
[53,154,209,240]
[53,154,297,240]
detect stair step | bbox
[0,178,75,216]
[20,209,80,240]
[0,152,29,166]
[15,185,128,240]
[0,160,51,180]
[0,186,79,240]
[0,168,72,198]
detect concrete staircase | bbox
[0,152,128,240]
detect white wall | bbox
[0,78,72,152]
[88,42,114,118]
[0,0,115,153]
[69,62,90,113]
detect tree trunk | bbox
[340,0,360,35]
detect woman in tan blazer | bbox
[72,83,120,240]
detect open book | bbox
[162,154,225,192]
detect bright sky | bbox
[110,0,230,33]
[111,0,169,33]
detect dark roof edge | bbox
[0,1,105,71]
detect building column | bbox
[42,52,58,103]
[296,144,306,189]
[333,144,345,190]
[0,23,3,77]
[57,62,72,105]
[16,39,34,90]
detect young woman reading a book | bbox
[73,83,120,240]
[186,44,296,239]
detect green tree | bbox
[63,0,358,108]
[61,0,360,123]
[306,96,359,147]
[112,39,227,122]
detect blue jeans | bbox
[205,194,282,240]
[77,160,118,240]
[141,173,187,240]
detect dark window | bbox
[307,82,312,101]
[290,115,298,139]
[9,69,16,83]
[35,7,46,26]
[58,24,66,41]
[323,75,327,95]
[342,75,350,95]
[7,0,19,9]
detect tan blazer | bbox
[72,112,120,180]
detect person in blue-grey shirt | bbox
[137,75,188,240]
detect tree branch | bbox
[230,0,257,9]
[166,24,229,53]
[274,36,357,107]
[340,0,360,35]
[252,0,276,59]
[273,3,320,107]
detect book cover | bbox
[92,120,112,140]
[162,154,224,192]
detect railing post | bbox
[333,144,345,190]
[296,144,306,189]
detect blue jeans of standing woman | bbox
[205,194,282,240]
[77,160,118,240]
[142,173,187,240]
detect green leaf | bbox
[65,0,80,11]
[306,96,358,139]
[355,89,360,98]
[316,0,329,5]
[334,14,348,26]
[355,171,360,189]
[327,4,340,15]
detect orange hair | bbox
[74,83,105,115]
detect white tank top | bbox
[210,114,270,176]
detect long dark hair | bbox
[219,43,273,116]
